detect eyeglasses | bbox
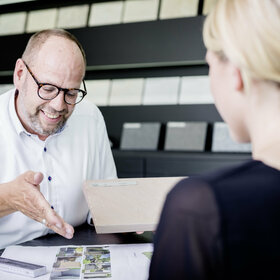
[22,60,87,105]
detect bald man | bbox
[0,29,117,249]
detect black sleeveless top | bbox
[149,160,280,280]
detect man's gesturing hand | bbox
[1,171,74,239]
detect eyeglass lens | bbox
[39,84,84,105]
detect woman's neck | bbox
[249,82,280,169]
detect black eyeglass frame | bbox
[22,60,87,105]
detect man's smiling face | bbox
[14,36,85,140]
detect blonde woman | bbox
[149,0,280,279]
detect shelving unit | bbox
[0,0,252,178]
[100,104,221,146]
[99,104,250,177]
[114,150,251,178]
[0,16,206,74]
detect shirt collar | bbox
[9,89,28,136]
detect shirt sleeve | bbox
[149,178,224,280]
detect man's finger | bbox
[53,223,74,239]
[33,172,44,185]
[42,206,74,239]
[48,221,74,239]
[24,171,44,186]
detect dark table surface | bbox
[0,223,154,256]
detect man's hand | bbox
[0,171,74,239]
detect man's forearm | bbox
[0,183,14,218]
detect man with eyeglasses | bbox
[0,29,117,249]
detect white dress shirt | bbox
[0,89,117,249]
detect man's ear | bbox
[13,59,25,89]
[231,64,244,93]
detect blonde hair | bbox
[203,0,280,87]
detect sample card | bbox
[164,121,207,151]
[26,9,57,33]
[0,12,26,35]
[109,78,144,106]
[85,80,111,106]
[83,247,111,279]
[0,84,13,95]
[203,0,218,15]
[160,0,198,19]
[122,0,159,23]
[120,122,161,150]
[51,246,111,279]
[51,247,83,279]
[88,1,124,27]
[142,252,153,260]
[179,76,214,104]
[84,177,185,233]
[212,122,252,152]
[56,5,89,29]
[143,77,180,105]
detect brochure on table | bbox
[1,243,153,280]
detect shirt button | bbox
[44,147,47,152]
[48,176,52,182]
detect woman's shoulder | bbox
[167,160,277,214]
[203,159,280,188]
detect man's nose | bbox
[48,90,67,111]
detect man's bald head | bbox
[22,29,86,76]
